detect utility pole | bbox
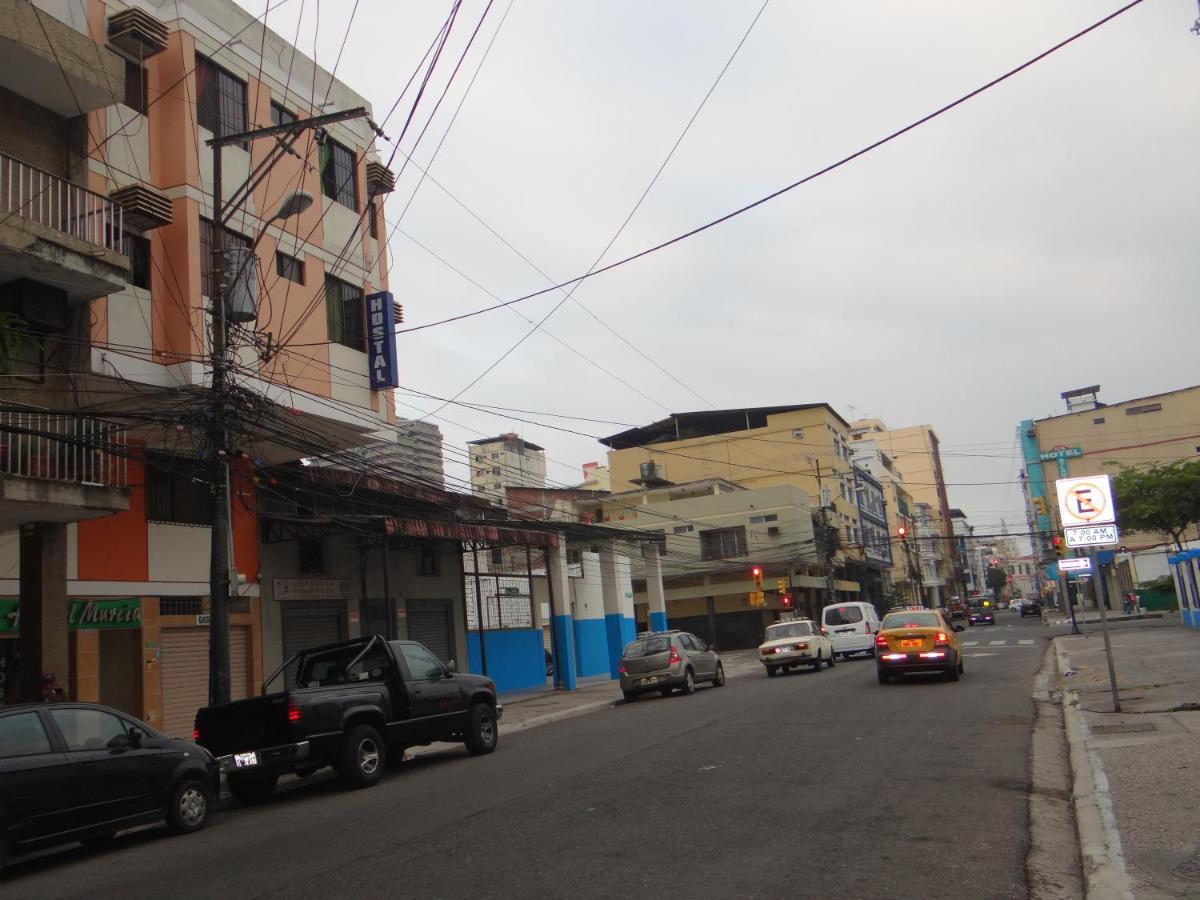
[205,107,368,706]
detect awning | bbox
[385,517,558,547]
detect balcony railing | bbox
[0,410,127,488]
[0,152,123,253]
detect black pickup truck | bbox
[193,635,502,802]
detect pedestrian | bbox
[31,672,65,703]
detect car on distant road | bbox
[619,631,724,701]
[1020,599,1042,618]
[968,607,995,626]
[760,619,834,675]
[875,608,965,684]
[946,600,966,621]
[0,702,218,873]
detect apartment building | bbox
[0,0,398,733]
[468,433,546,507]
[850,440,917,604]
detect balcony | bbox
[0,152,128,303]
[0,409,130,529]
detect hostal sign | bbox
[0,598,142,634]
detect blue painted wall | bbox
[552,615,577,690]
[649,610,668,633]
[466,629,545,693]
[604,613,637,677]
[573,617,610,677]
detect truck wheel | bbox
[227,772,278,804]
[167,777,213,834]
[339,724,386,789]
[464,702,499,756]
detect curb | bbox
[1054,639,1134,900]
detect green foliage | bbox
[1139,574,1176,596]
[985,565,1008,592]
[812,514,841,562]
[1110,460,1200,547]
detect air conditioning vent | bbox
[767,526,781,537]
[640,461,664,481]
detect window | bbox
[199,218,252,297]
[368,199,378,238]
[749,514,778,524]
[417,545,439,577]
[395,642,444,681]
[491,467,501,476]
[124,232,150,289]
[276,251,304,285]
[270,101,296,127]
[699,526,748,561]
[489,547,503,566]
[1093,417,1106,424]
[145,453,213,526]
[196,55,247,142]
[0,712,52,758]
[325,275,364,350]
[1125,403,1162,416]
[672,525,693,534]
[824,606,863,626]
[49,708,129,751]
[648,530,667,556]
[299,539,324,574]
[124,60,148,114]
[160,596,203,616]
[319,136,358,210]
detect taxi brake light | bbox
[874,633,888,649]
[935,632,950,646]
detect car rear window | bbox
[824,606,864,626]
[624,637,670,657]
[766,622,813,639]
[882,612,941,630]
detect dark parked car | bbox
[194,636,502,802]
[0,702,218,873]
[1020,599,1042,617]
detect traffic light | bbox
[775,578,788,594]
[751,565,764,591]
[1052,535,1065,559]
[896,525,907,540]
[781,594,793,608]
[1033,496,1047,516]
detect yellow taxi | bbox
[874,607,965,684]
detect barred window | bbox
[276,251,304,285]
[196,55,247,142]
[124,233,150,289]
[270,101,296,127]
[320,137,357,210]
[699,526,748,561]
[145,453,213,526]
[325,275,364,350]
[199,218,252,297]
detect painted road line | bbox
[1018,640,1035,645]
[962,641,978,647]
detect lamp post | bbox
[206,107,367,706]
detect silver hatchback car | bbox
[618,631,726,701]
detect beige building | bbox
[850,420,958,604]
[850,440,917,603]
[468,433,547,507]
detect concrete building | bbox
[913,502,946,607]
[468,433,546,508]
[574,461,611,492]
[850,440,917,605]
[357,419,444,487]
[0,0,399,731]
[1019,384,1200,622]
[851,463,892,607]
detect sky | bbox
[236,0,1200,540]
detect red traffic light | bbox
[896,525,907,538]
[781,594,792,607]
[751,566,762,577]
[1051,535,1062,546]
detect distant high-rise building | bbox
[467,433,546,507]
[357,420,444,487]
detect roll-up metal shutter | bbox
[407,604,452,662]
[282,600,344,687]
[161,627,248,739]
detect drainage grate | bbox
[1171,854,1200,882]
[1091,722,1156,735]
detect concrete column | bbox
[643,543,667,632]
[599,544,636,678]
[18,523,69,701]
[545,538,576,690]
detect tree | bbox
[985,564,1008,601]
[1110,461,1200,550]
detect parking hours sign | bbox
[1055,474,1119,547]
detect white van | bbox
[822,601,881,659]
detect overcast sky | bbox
[237,0,1200,540]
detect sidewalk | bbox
[1054,616,1200,898]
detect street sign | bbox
[1040,445,1082,477]
[1055,474,1116,528]
[1058,557,1092,572]
[1064,524,1118,547]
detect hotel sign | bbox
[0,598,143,633]
[365,290,400,391]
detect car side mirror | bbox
[707,643,716,652]
[108,732,133,752]
[446,659,457,673]
[953,625,965,633]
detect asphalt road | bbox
[6,613,1052,900]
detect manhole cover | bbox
[1171,854,1200,881]
[1092,722,1157,735]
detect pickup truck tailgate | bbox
[195,693,292,756]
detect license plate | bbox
[233,751,258,768]
[900,639,921,649]
[640,676,658,686]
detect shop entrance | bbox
[99,629,140,715]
